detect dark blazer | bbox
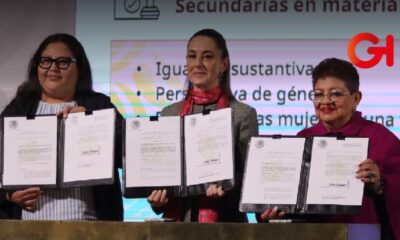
[0,91,124,221]
[155,98,259,222]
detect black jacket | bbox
[0,91,124,221]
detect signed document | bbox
[62,109,115,184]
[125,116,182,188]
[123,108,234,197]
[306,137,368,206]
[2,116,58,187]
[240,136,368,214]
[184,108,234,187]
[240,137,305,206]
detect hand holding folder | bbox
[123,108,235,198]
[240,135,369,215]
[1,108,116,190]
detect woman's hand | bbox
[260,207,285,221]
[8,187,42,211]
[206,184,225,198]
[57,106,87,118]
[147,189,169,208]
[356,158,383,194]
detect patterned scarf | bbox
[179,86,229,116]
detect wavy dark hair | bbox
[7,33,93,107]
[184,28,234,99]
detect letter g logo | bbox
[347,33,394,68]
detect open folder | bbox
[0,108,116,190]
[240,135,369,215]
[123,108,235,198]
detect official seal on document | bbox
[255,139,264,149]
[8,120,18,129]
[71,115,79,125]
[130,120,141,130]
[317,139,327,148]
[189,117,196,127]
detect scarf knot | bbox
[179,86,229,116]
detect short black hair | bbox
[312,58,359,93]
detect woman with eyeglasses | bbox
[0,33,123,221]
[258,58,399,239]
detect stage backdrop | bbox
[76,0,400,222]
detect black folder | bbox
[240,135,369,215]
[123,108,235,198]
[0,109,116,190]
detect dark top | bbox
[0,91,124,221]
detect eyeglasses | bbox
[310,90,352,102]
[39,57,77,70]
